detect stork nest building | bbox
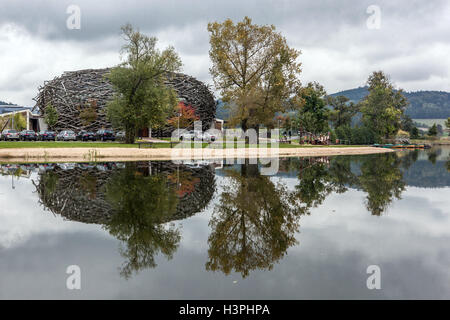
[34,68,217,136]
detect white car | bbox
[58,163,76,170]
[194,131,217,142]
[178,130,217,142]
[1,129,19,141]
[182,160,212,167]
[179,130,195,141]
[56,130,76,141]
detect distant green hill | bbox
[216,100,231,120]
[330,87,450,119]
[0,100,13,105]
[216,88,450,121]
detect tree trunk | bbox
[125,124,136,144]
[241,118,249,144]
[241,161,260,178]
[255,124,260,145]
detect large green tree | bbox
[360,71,408,140]
[400,114,414,134]
[428,123,438,136]
[295,82,329,134]
[208,16,302,132]
[327,95,358,129]
[410,126,420,139]
[107,24,182,143]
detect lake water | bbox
[0,147,449,299]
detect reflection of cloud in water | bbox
[0,172,103,249]
[1,187,449,299]
[0,149,449,298]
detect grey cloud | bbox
[2,0,445,43]
[388,59,449,82]
[1,0,450,105]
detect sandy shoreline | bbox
[0,146,393,163]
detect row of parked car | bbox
[1,159,215,176]
[1,162,126,174]
[1,129,123,142]
[178,130,217,142]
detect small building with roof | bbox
[0,105,42,132]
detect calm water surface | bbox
[0,147,449,299]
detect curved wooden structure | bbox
[34,68,216,135]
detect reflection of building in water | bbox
[297,156,330,178]
[0,164,32,178]
[34,161,216,225]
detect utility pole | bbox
[177,109,181,140]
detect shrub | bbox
[335,125,377,144]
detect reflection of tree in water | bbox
[294,157,353,208]
[290,156,360,213]
[39,170,59,200]
[33,151,413,278]
[399,149,450,187]
[207,153,409,278]
[295,158,335,208]
[206,163,303,278]
[34,162,216,278]
[356,153,406,216]
[328,156,360,193]
[295,153,406,216]
[427,151,438,164]
[104,164,180,279]
[399,149,419,170]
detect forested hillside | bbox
[217,87,450,121]
[215,100,231,120]
[331,87,450,119]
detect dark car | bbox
[19,130,37,141]
[77,130,95,141]
[38,130,56,141]
[95,129,115,141]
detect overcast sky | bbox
[1,0,449,106]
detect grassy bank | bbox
[0,141,136,149]
[0,141,368,149]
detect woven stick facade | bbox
[34,68,216,135]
